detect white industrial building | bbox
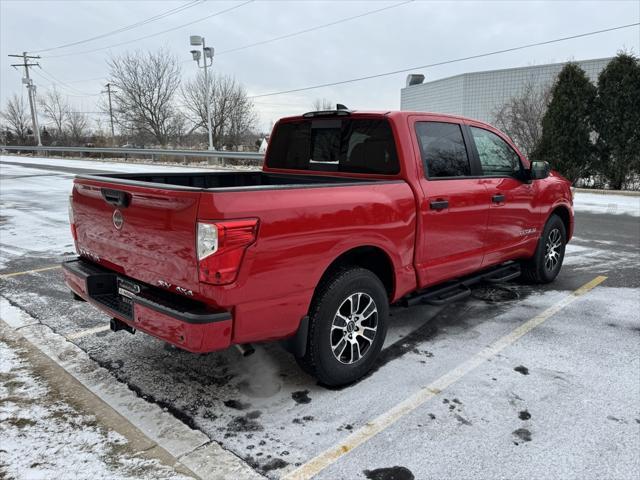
[400,57,613,123]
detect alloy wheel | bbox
[544,228,562,272]
[330,292,378,364]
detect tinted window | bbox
[266,119,399,175]
[415,122,470,178]
[471,127,522,177]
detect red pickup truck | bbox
[64,109,573,386]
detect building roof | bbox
[402,57,614,90]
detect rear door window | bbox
[415,121,471,178]
[266,118,399,175]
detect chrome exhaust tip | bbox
[235,343,255,357]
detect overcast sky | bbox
[1,0,639,132]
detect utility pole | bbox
[9,52,42,146]
[102,83,116,145]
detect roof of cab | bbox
[278,110,494,129]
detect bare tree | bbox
[181,72,255,149]
[493,78,552,158]
[39,87,70,139]
[226,83,256,148]
[67,111,88,144]
[107,49,182,146]
[1,93,31,142]
[312,98,333,110]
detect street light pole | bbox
[190,35,214,151]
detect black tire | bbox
[296,267,388,387]
[521,214,566,284]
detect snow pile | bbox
[573,192,640,217]
[0,340,192,480]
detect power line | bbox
[57,75,108,85]
[29,0,411,81]
[216,0,414,56]
[43,1,254,59]
[249,22,640,98]
[29,0,204,54]
[34,67,100,96]
[35,76,106,89]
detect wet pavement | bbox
[1,156,638,479]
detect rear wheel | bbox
[296,267,388,387]
[521,214,566,284]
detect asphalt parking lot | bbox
[1,156,639,480]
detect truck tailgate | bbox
[72,178,202,294]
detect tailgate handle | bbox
[101,188,130,208]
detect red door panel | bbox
[464,123,540,267]
[417,178,489,286]
[481,178,539,266]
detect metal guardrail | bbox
[0,145,264,161]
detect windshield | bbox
[266,118,400,175]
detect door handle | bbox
[430,200,449,210]
[492,194,505,203]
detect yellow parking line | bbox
[66,325,111,340]
[284,275,608,480]
[0,265,62,279]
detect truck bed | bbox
[76,171,379,191]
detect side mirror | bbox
[529,161,550,180]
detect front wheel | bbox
[296,267,388,387]
[521,214,567,284]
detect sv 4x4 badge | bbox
[157,279,193,297]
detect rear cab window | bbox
[266,118,400,175]
[415,121,471,178]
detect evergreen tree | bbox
[532,63,596,184]
[593,53,640,190]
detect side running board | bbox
[401,262,521,307]
[484,264,522,284]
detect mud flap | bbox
[281,315,309,358]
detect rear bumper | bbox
[62,258,233,353]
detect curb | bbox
[573,187,640,197]
[0,297,264,480]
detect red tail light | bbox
[197,219,258,285]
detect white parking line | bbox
[284,275,608,480]
[0,265,61,279]
[66,325,111,340]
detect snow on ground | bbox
[1,154,204,173]
[573,191,640,217]
[564,243,635,274]
[0,156,222,269]
[0,153,259,172]
[0,339,192,480]
[1,163,79,266]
